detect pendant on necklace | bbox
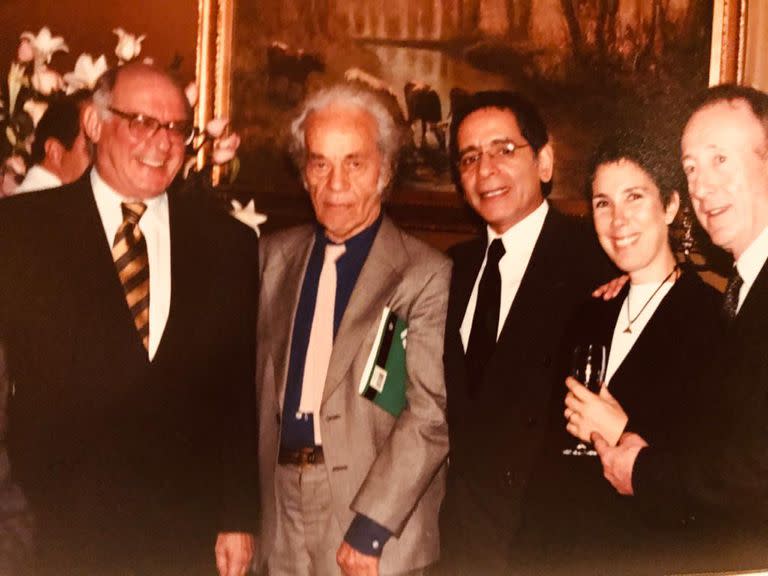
[623,325,632,334]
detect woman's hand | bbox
[564,377,628,446]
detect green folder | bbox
[358,307,408,417]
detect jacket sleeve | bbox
[349,257,451,535]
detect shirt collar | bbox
[90,167,167,218]
[314,213,383,253]
[486,200,548,254]
[735,224,768,287]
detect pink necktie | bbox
[299,243,346,444]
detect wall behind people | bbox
[0,0,196,82]
[745,0,768,92]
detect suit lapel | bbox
[67,176,150,366]
[322,216,404,404]
[152,193,189,364]
[267,226,315,410]
[446,238,485,349]
[733,257,768,334]
[493,209,565,358]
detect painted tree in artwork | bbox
[524,0,702,75]
[478,0,511,36]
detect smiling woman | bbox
[519,129,725,575]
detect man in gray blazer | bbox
[255,83,450,576]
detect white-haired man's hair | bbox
[289,83,407,196]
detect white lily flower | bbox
[185,82,199,107]
[23,99,49,127]
[212,133,241,165]
[113,28,146,63]
[5,156,27,177]
[205,117,229,138]
[31,65,63,96]
[230,199,267,236]
[20,27,69,65]
[64,54,108,93]
[7,62,28,115]
[16,38,34,63]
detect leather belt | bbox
[278,446,324,466]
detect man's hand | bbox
[593,431,648,496]
[215,532,254,576]
[564,377,628,446]
[592,275,629,300]
[336,541,380,576]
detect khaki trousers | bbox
[268,463,426,576]
[269,462,344,576]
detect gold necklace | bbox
[623,265,678,334]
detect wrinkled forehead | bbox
[685,99,766,145]
[305,104,380,152]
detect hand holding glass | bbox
[562,344,606,456]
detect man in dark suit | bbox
[595,85,768,571]
[439,91,611,573]
[0,63,258,576]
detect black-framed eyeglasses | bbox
[457,139,530,173]
[108,107,195,145]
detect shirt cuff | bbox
[344,514,392,557]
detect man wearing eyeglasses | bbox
[0,63,258,576]
[438,91,611,573]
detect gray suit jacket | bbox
[256,216,450,573]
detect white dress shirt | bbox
[460,200,549,350]
[604,279,675,386]
[15,165,62,194]
[91,168,171,360]
[734,225,768,314]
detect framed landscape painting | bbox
[196,0,743,248]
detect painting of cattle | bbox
[227,0,715,241]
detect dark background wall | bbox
[0,0,198,84]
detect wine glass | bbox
[562,344,606,457]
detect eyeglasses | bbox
[108,107,195,145]
[457,139,530,173]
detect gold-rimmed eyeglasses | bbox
[457,139,530,173]
[108,107,195,145]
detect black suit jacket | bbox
[0,175,259,572]
[441,207,613,563]
[520,270,722,574]
[634,257,768,571]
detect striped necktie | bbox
[113,202,150,351]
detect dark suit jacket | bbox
[521,269,722,575]
[0,175,259,573]
[440,207,613,567]
[634,257,768,571]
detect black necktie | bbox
[466,239,505,382]
[723,267,743,321]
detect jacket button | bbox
[504,470,513,487]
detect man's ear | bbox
[536,143,554,183]
[82,103,103,144]
[44,138,64,168]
